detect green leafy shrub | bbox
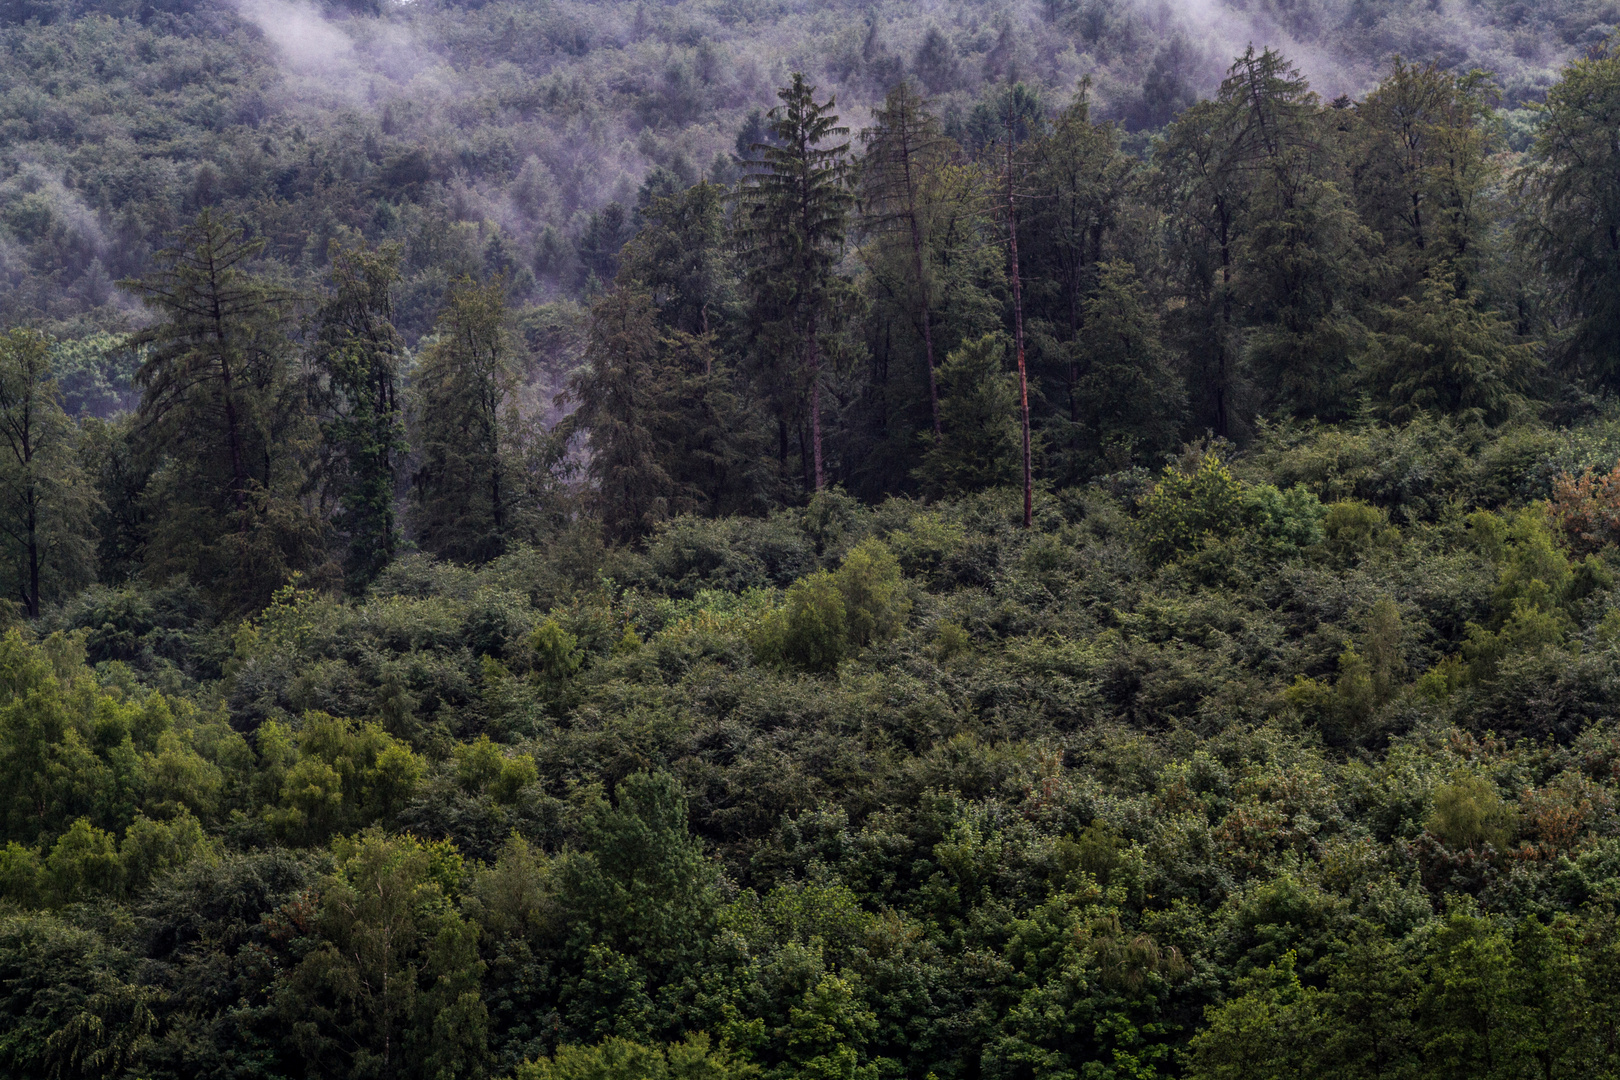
[531,619,585,682]
[1137,453,1247,566]
[1138,453,1324,565]
[773,572,849,675]
[1321,500,1397,562]
[832,538,910,648]
[1427,771,1517,851]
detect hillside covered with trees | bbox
[12,0,1620,1075]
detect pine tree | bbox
[859,80,953,436]
[569,286,679,544]
[1158,50,1368,428]
[617,185,774,519]
[1519,37,1620,388]
[1155,97,1250,438]
[0,329,95,617]
[1224,48,1368,421]
[620,182,736,339]
[1072,262,1185,473]
[1362,269,1539,423]
[409,277,520,563]
[313,240,408,592]
[1020,83,1137,475]
[914,333,1022,496]
[738,73,852,493]
[124,211,320,612]
[1352,59,1499,296]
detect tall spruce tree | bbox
[914,333,1022,497]
[1020,84,1138,477]
[569,286,679,544]
[617,185,772,518]
[859,79,953,437]
[0,329,95,617]
[313,240,408,592]
[1224,48,1367,421]
[1352,59,1499,297]
[409,277,519,564]
[124,210,319,612]
[1519,37,1620,388]
[1155,97,1250,438]
[621,182,736,338]
[1157,49,1367,429]
[738,73,852,493]
[1072,262,1186,473]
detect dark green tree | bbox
[1352,59,1500,296]
[409,277,520,564]
[569,286,679,544]
[1362,270,1539,423]
[1070,262,1185,473]
[1519,37,1620,388]
[619,182,736,339]
[738,73,853,493]
[124,211,320,613]
[1020,85,1137,442]
[1155,97,1250,438]
[915,334,1022,496]
[1224,48,1368,421]
[555,772,720,1042]
[859,79,954,436]
[0,329,96,617]
[313,240,409,592]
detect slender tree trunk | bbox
[25,499,37,619]
[21,393,37,618]
[910,222,941,438]
[899,124,942,437]
[807,313,824,491]
[205,244,250,517]
[1215,204,1233,440]
[1007,113,1033,529]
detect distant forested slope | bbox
[1,0,1614,336]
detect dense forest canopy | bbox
[15,0,1620,1077]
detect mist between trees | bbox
[12,0,1620,1076]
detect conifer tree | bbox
[124,211,319,612]
[914,333,1022,496]
[738,73,852,493]
[617,186,773,519]
[1224,48,1367,421]
[409,277,519,563]
[1520,37,1620,387]
[859,80,953,436]
[1020,84,1137,475]
[1072,262,1185,472]
[621,182,736,339]
[0,330,95,617]
[1363,269,1539,423]
[313,240,408,592]
[1156,97,1250,438]
[569,286,678,544]
[1021,85,1135,372]
[1352,59,1499,296]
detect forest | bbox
[11,0,1620,1074]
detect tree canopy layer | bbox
[12,11,1620,1080]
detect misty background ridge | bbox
[1,0,1610,341]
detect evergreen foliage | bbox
[11,17,1620,1080]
